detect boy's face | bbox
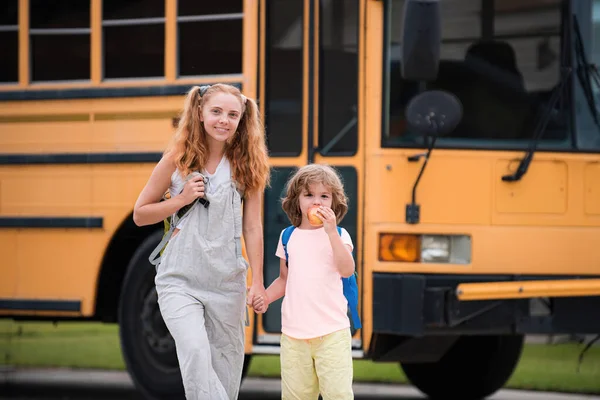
[299,182,333,226]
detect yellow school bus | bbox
[2,0,600,399]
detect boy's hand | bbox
[317,206,337,235]
[252,294,268,314]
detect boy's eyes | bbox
[303,193,330,198]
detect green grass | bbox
[1,320,599,394]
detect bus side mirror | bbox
[404,90,462,224]
[401,0,441,81]
[405,90,462,137]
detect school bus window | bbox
[177,0,243,77]
[384,0,569,148]
[178,0,242,16]
[318,0,359,155]
[264,0,304,156]
[0,0,18,84]
[103,0,165,80]
[29,0,90,82]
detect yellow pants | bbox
[280,328,353,400]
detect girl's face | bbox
[200,92,243,144]
[298,181,333,227]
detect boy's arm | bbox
[328,231,355,278]
[253,258,287,313]
[265,258,288,304]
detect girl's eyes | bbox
[211,110,239,118]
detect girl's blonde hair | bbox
[281,164,349,227]
[165,84,270,195]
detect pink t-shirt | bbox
[275,227,354,339]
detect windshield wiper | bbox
[503,15,600,182]
[502,12,570,182]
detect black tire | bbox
[118,231,254,399]
[400,335,524,400]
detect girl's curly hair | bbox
[165,84,270,196]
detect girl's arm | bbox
[328,231,355,278]
[133,153,203,226]
[242,190,267,302]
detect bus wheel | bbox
[118,231,183,400]
[400,334,524,400]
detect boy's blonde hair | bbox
[281,164,349,227]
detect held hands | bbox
[252,292,269,314]
[180,175,205,205]
[248,283,268,314]
[316,206,337,235]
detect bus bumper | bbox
[371,273,600,337]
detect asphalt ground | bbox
[1,368,599,400]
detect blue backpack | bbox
[281,225,361,330]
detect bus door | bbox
[255,0,364,352]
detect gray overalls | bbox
[154,178,248,400]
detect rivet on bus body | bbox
[386,165,392,171]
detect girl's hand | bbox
[317,206,337,235]
[180,175,205,205]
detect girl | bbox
[133,84,270,400]
[253,164,355,400]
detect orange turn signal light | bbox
[379,233,420,262]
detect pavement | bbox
[1,367,599,400]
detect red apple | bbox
[307,206,323,226]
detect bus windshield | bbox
[384,0,570,150]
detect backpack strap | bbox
[281,225,296,267]
[148,199,199,266]
[148,172,211,267]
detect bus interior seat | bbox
[429,40,535,140]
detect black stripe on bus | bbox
[0,82,242,102]
[0,299,81,312]
[0,217,103,229]
[0,152,162,165]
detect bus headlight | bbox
[379,233,471,264]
